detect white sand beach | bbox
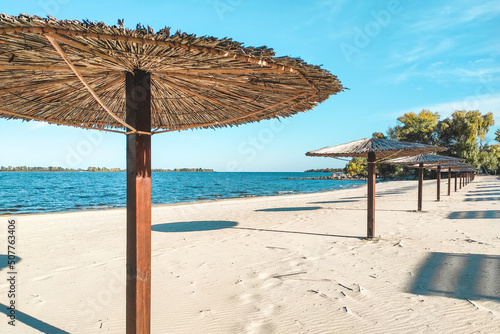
[1,175,499,333]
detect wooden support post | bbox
[436,165,441,201]
[447,167,451,196]
[454,172,457,192]
[418,162,424,211]
[367,152,376,239]
[460,172,462,189]
[126,69,152,334]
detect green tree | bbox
[390,109,439,144]
[344,158,366,176]
[479,144,500,173]
[437,110,495,166]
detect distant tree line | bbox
[152,168,214,172]
[0,166,124,172]
[172,168,214,172]
[1,166,214,172]
[305,168,344,173]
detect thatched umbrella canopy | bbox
[383,154,463,206]
[0,14,344,333]
[384,154,463,166]
[306,138,446,238]
[306,138,445,159]
[0,14,343,132]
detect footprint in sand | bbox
[237,270,281,333]
[27,294,45,305]
[31,274,54,282]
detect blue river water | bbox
[0,172,364,214]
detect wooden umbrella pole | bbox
[436,165,441,201]
[126,69,152,334]
[417,162,424,211]
[367,152,376,239]
[447,168,451,196]
[454,172,457,192]
[460,172,462,189]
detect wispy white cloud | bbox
[394,63,500,84]
[385,1,500,84]
[391,39,454,66]
[28,121,47,130]
[409,0,500,33]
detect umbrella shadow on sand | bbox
[0,304,70,334]
[152,221,238,233]
[448,211,500,219]
[255,206,322,212]
[0,254,20,271]
[152,220,362,240]
[308,200,360,204]
[408,252,500,302]
[0,255,69,333]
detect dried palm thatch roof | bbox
[383,154,463,166]
[0,14,343,133]
[306,138,446,160]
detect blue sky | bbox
[1,0,499,171]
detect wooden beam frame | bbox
[417,162,424,211]
[367,152,376,239]
[436,165,441,201]
[448,167,451,196]
[455,172,457,192]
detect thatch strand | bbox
[0,14,343,132]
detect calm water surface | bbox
[0,172,364,214]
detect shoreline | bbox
[1,181,367,217]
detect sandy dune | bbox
[1,175,499,333]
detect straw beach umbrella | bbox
[0,14,344,333]
[306,138,446,239]
[383,154,464,207]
